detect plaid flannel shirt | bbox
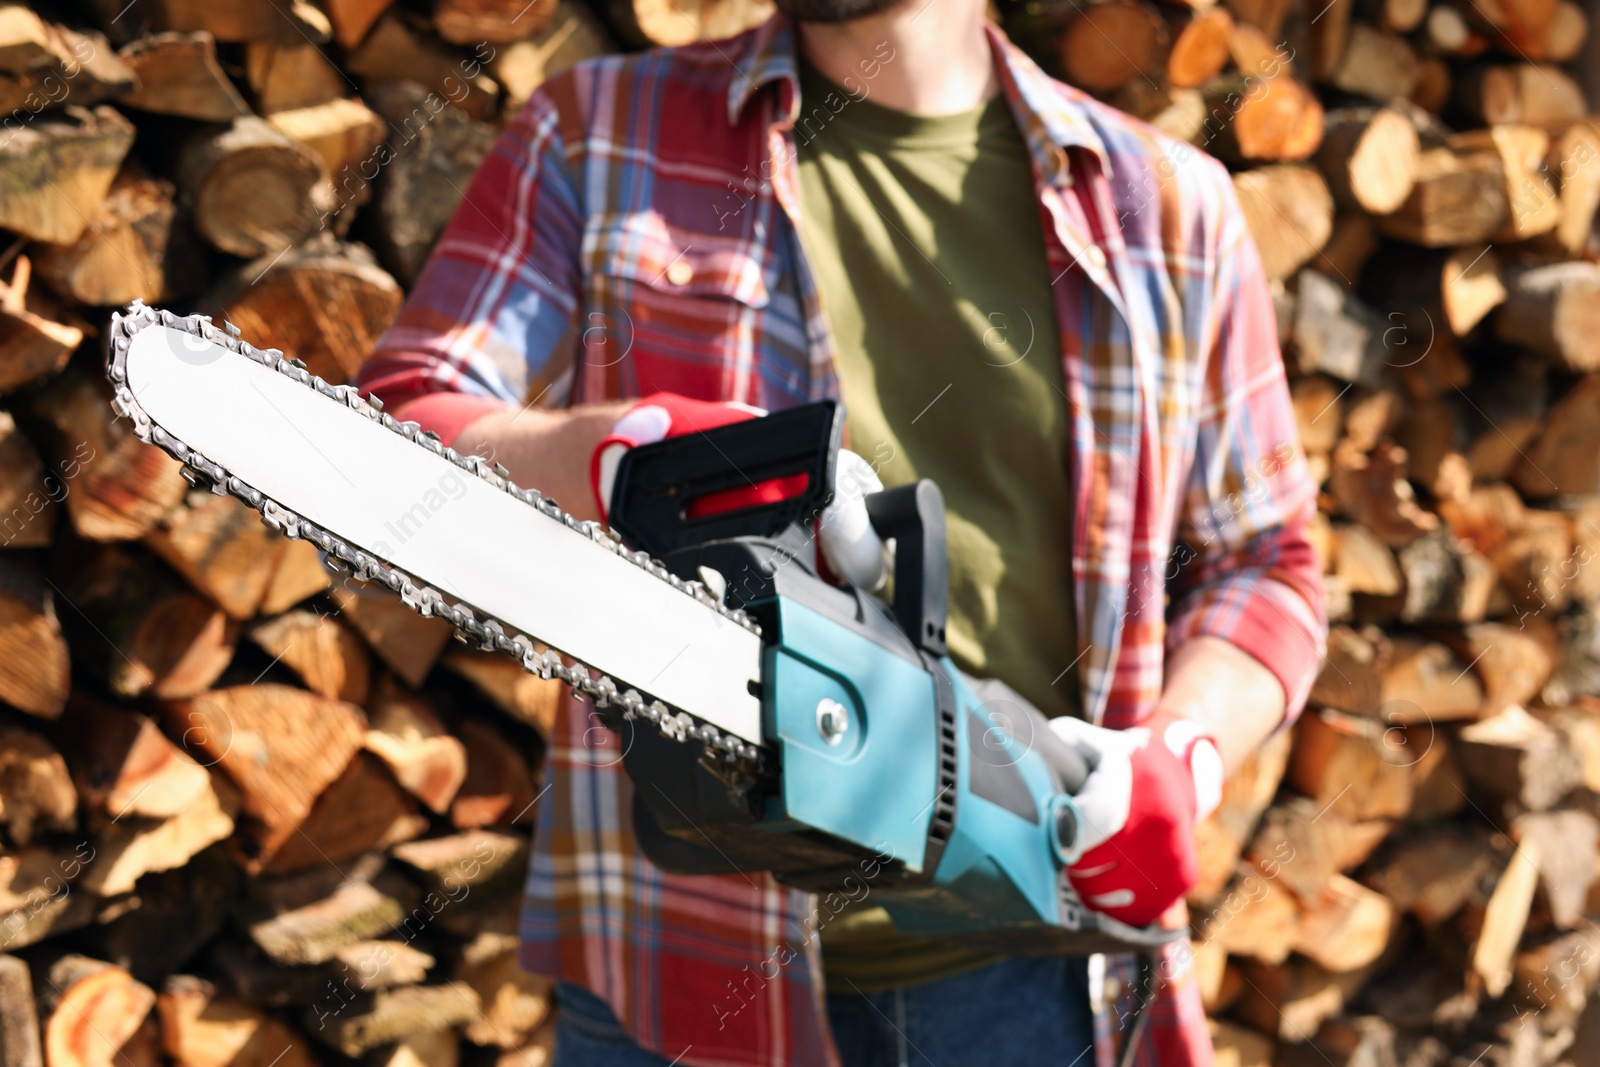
[359,16,1327,1067]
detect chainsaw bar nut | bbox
[816,698,849,745]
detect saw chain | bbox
[105,302,766,778]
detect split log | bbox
[30,369,187,542]
[76,772,237,896]
[244,41,347,114]
[53,695,210,822]
[244,858,412,966]
[250,611,371,704]
[1325,24,1421,100]
[0,23,135,113]
[261,753,424,875]
[177,117,337,259]
[0,412,54,549]
[1203,74,1324,164]
[1332,523,1403,598]
[311,982,481,1057]
[364,673,466,814]
[54,546,238,700]
[346,14,500,122]
[118,32,250,120]
[1515,374,1600,498]
[1291,270,1386,386]
[598,0,773,49]
[1490,508,1571,614]
[1458,704,1583,811]
[1226,20,1282,75]
[1424,4,1483,54]
[1380,636,1484,722]
[495,1031,552,1067]
[162,684,366,862]
[443,649,561,737]
[491,0,615,112]
[1308,0,1354,80]
[1291,375,1346,455]
[1364,824,1498,925]
[1196,863,1300,962]
[1244,797,1352,901]
[1288,708,1414,821]
[1232,165,1335,282]
[1542,122,1600,257]
[1330,439,1439,547]
[1339,387,1402,453]
[1494,262,1600,374]
[1396,528,1496,623]
[0,256,81,395]
[0,554,71,719]
[329,579,454,688]
[207,241,402,385]
[0,105,134,244]
[1234,957,1377,1041]
[137,0,333,43]
[1513,924,1600,1020]
[453,932,552,1048]
[1530,0,1587,58]
[1439,622,1555,717]
[0,954,41,1067]
[32,171,188,307]
[1451,125,1560,241]
[1292,874,1396,972]
[327,0,398,48]
[0,726,76,844]
[41,956,156,1067]
[1057,0,1169,92]
[1512,809,1598,930]
[1456,63,1586,128]
[1375,147,1508,246]
[1166,8,1233,88]
[1309,625,1387,714]
[331,940,435,990]
[376,1031,461,1067]
[267,99,386,225]
[451,719,539,830]
[145,492,289,620]
[157,976,320,1067]
[259,539,333,616]
[392,830,526,895]
[1467,836,1542,998]
[1315,107,1420,216]
[1315,213,1380,287]
[1193,730,1292,903]
[0,847,97,951]
[435,0,559,43]
[1359,244,1504,340]
[363,78,497,284]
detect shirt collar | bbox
[725,14,1113,181]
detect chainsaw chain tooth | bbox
[104,306,766,784]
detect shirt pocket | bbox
[581,210,778,398]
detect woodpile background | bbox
[0,0,1599,1066]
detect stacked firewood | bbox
[1002,0,1600,1064]
[0,0,1599,1066]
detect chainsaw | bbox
[105,304,1183,973]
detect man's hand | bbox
[590,393,891,591]
[1048,713,1223,928]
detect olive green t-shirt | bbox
[794,60,1081,992]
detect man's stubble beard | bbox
[773,0,903,24]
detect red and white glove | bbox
[1048,712,1224,927]
[590,393,890,591]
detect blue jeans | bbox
[552,955,1096,1066]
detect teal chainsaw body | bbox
[606,399,1176,955]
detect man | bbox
[356,0,1327,1059]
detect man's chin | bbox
[775,0,906,22]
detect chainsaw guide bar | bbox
[106,302,766,780]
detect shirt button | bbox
[1085,246,1107,270]
[666,259,693,287]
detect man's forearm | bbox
[453,402,631,524]
[1155,635,1287,776]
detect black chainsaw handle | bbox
[607,400,843,560]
